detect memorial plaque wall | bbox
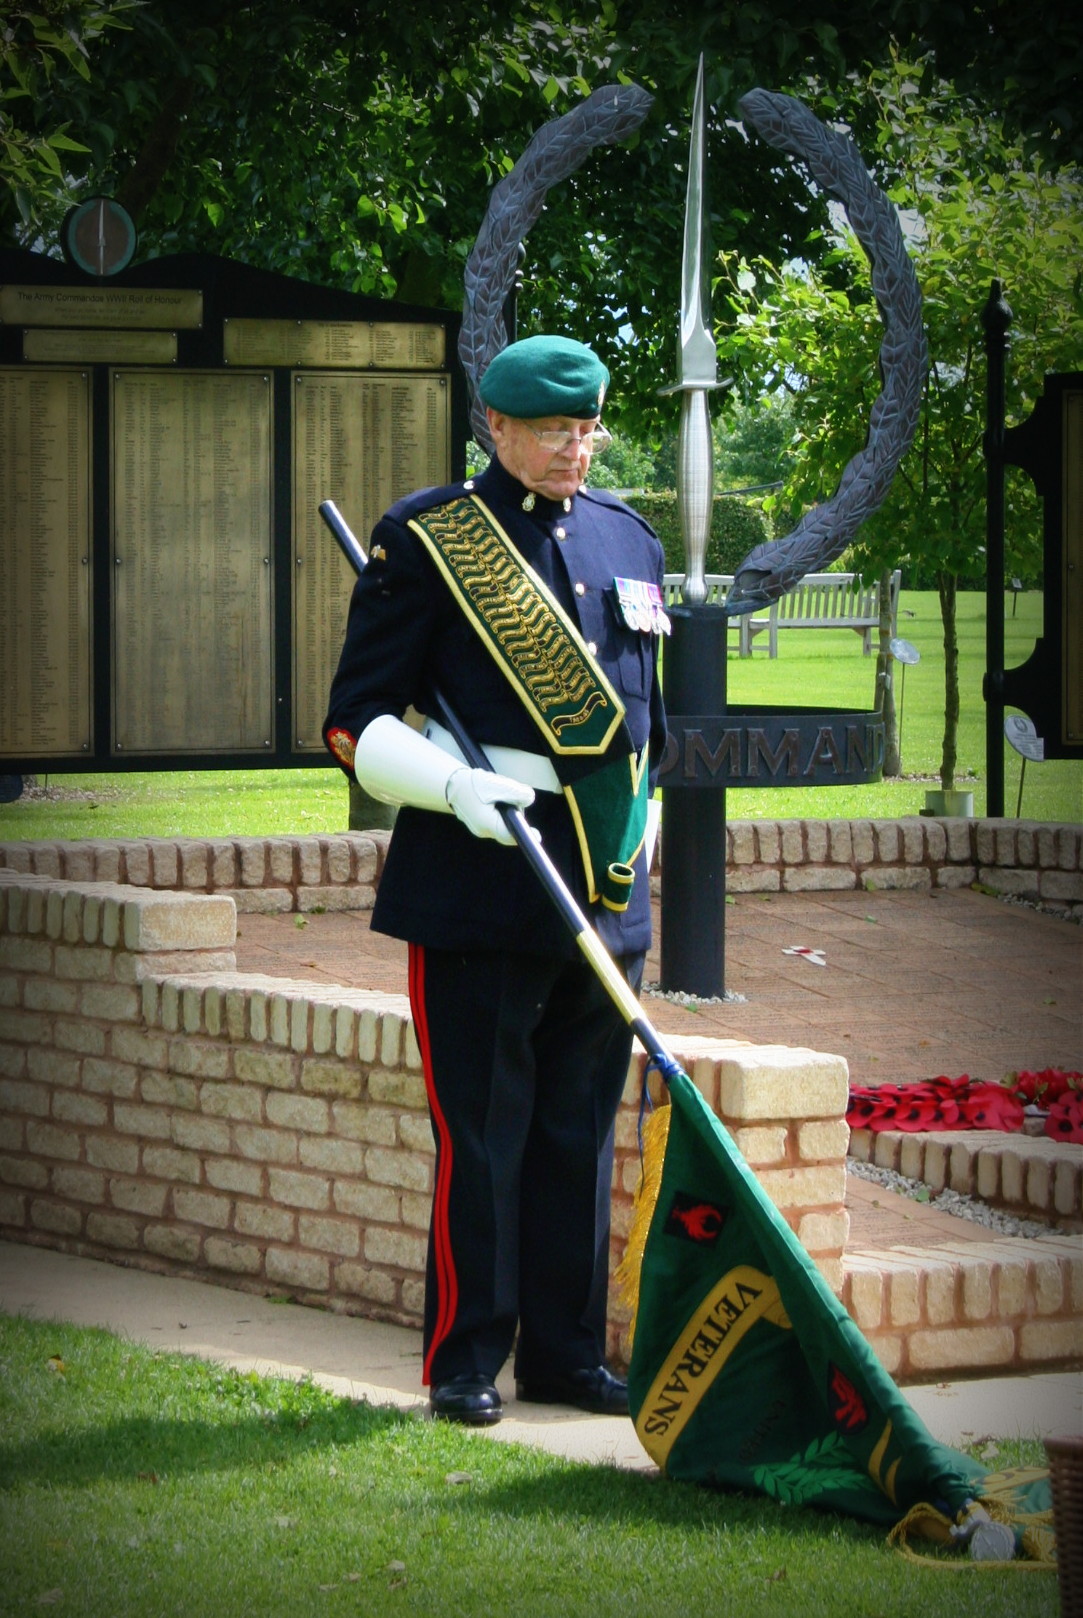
[0,247,464,774]
[23,329,178,364]
[111,369,274,754]
[0,284,202,329]
[223,317,445,370]
[0,367,93,756]
[291,371,450,749]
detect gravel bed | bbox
[643,981,748,1007]
[847,1156,1051,1238]
[997,891,1081,924]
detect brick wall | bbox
[845,1128,1082,1378]
[717,817,1082,911]
[0,871,850,1369]
[851,1127,1082,1228]
[3,818,1079,915]
[0,832,391,914]
[842,1236,1083,1381]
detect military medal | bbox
[614,577,671,636]
[647,582,672,636]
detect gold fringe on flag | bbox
[614,1099,671,1351]
[886,1484,1057,1571]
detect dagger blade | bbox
[678,54,718,388]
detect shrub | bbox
[625,492,772,575]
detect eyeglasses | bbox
[526,424,613,454]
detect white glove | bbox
[445,765,533,844]
[354,714,534,845]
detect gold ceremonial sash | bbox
[408,496,626,756]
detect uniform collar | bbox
[474,456,575,520]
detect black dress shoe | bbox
[429,1373,503,1426]
[515,1365,629,1416]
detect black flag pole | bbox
[318,498,684,1084]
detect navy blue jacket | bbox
[323,455,667,958]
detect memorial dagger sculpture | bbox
[658,67,926,615]
[660,63,926,996]
[657,53,729,995]
[457,69,925,599]
[451,66,926,996]
[660,54,727,607]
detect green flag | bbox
[625,1072,1054,1559]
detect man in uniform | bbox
[323,334,669,1425]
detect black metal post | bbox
[982,279,1012,818]
[660,605,729,997]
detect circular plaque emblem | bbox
[60,197,137,277]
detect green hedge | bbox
[625,492,772,575]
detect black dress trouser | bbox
[407,941,642,1386]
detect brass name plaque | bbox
[0,368,93,757]
[291,371,450,749]
[1,285,202,328]
[111,369,274,754]
[23,328,178,364]
[224,317,445,369]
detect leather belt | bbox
[422,717,560,793]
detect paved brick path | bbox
[233,885,1081,1257]
[234,886,1080,1090]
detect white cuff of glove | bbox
[354,714,534,844]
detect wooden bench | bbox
[661,570,901,657]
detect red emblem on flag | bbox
[665,1191,726,1244]
[828,1365,868,1432]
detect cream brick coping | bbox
[845,1127,1083,1380]
[1,868,1079,1380]
[0,832,392,914]
[723,816,1082,910]
[1,819,1079,913]
[850,1126,1082,1226]
[843,1234,1082,1381]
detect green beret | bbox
[479,335,609,419]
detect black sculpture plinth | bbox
[659,606,886,998]
[660,605,729,997]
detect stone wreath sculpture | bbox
[459,81,925,607]
[459,82,654,452]
[725,89,926,612]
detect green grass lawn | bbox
[1,590,1078,843]
[0,1314,1056,1618]
[0,767,349,844]
[723,586,1080,822]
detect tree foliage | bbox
[715,57,1083,787]
[714,391,797,498]
[1,0,825,415]
[625,490,772,576]
[0,1,140,232]
[3,2,1080,435]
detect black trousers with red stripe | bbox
[408,942,641,1387]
